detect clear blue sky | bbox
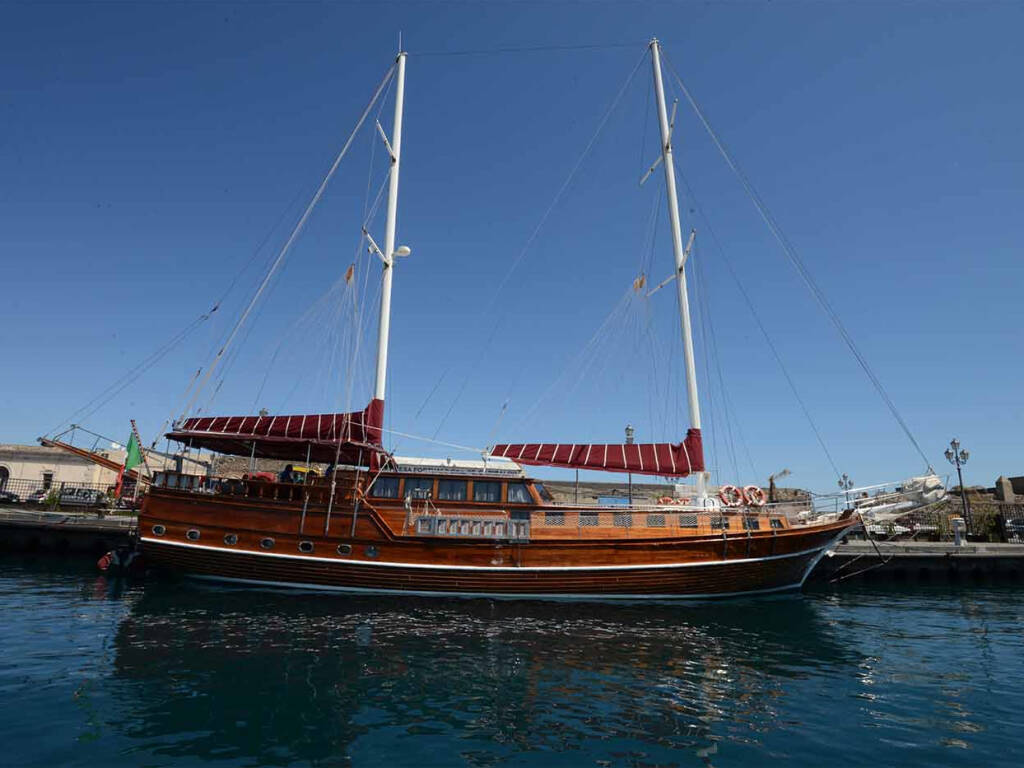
[2,1,1021,493]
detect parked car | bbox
[0,490,21,503]
[25,489,48,504]
[58,487,107,507]
[1005,519,1024,540]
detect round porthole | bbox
[151,524,166,536]
[223,533,238,545]
[336,543,352,555]
[364,545,379,559]
[298,541,314,554]
[260,537,275,550]
[186,529,201,541]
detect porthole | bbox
[336,543,352,555]
[365,545,379,559]
[298,541,314,554]
[186,528,201,541]
[260,537,275,550]
[223,533,238,545]
[151,524,166,536]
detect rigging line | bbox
[693,242,758,482]
[427,49,648,440]
[413,41,647,57]
[676,171,843,480]
[179,62,397,424]
[45,306,215,437]
[662,52,930,470]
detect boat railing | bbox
[151,470,355,506]
[546,498,813,516]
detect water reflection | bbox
[109,584,856,766]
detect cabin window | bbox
[151,524,166,536]
[404,477,433,499]
[507,482,532,504]
[337,543,352,555]
[533,483,553,502]
[186,528,201,541]
[437,479,467,501]
[370,476,400,498]
[223,533,238,545]
[613,512,633,528]
[678,513,698,528]
[770,518,784,530]
[545,511,565,526]
[579,511,599,527]
[416,518,436,534]
[473,481,501,503]
[646,514,666,527]
[711,517,731,530]
[260,537,275,549]
[298,541,314,553]
[742,517,760,531]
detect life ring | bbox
[743,485,767,506]
[719,485,744,507]
[657,496,675,506]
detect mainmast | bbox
[372,50,408,402]
[650,39,707,500]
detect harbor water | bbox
[1,558,1022,767]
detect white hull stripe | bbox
[140,527,857,573]
[186,573,806,601]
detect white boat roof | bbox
[391,455,525,477]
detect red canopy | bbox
[490,428,704,478]
[167,399,384,464]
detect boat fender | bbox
[743,485,767,506]
[97,551,114,573]
[719,485,744,507]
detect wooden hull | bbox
[139,488,855,600]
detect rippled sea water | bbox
[1,557,1022,767]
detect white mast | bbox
[650,39,707,500]
[373,50,407,402]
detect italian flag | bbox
[115,432,144,498]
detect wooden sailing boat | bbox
[139,41,859,599]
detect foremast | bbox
[650,39,708,501]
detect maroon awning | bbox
[167,399,384,464]
[490,428,704,478]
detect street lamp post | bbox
[944,438,971,534]
[838,473,854,509]
[625,424,635,506]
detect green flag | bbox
[124,432,143,472]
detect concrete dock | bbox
[811,540,1024,583]
[0,507,135,555]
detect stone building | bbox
[0,442,211,497]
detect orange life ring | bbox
[719,485,743,507]
[743,485,767,506]
[657,496,675,505]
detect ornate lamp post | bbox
[944,438,971,533]
[625,424,635,506]
[838,473,854,509]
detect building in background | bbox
[0,442,210,500]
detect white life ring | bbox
[718,485,744,507]
[743,485,767,506]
